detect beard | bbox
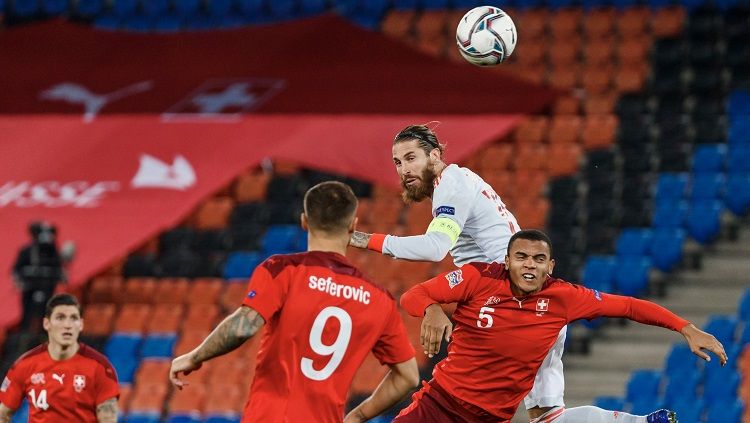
[401,165,438,203]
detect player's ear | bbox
[42,317,50,332]
[548,258,555,276]
[300,213,309,231]
[429,148,441,162]
[504,254,509,268]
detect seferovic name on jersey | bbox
[308,275,371,305]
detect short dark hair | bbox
[507,229,553,257]
[303,181,358,233]
[45,293,81,318]
[394,124,445,158]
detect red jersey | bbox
[240,251,415,423]
[400,262,689,421]
[0,343,119,423]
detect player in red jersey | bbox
[396,229,727,423]
[170,181,419,423]
[0,294,119,423]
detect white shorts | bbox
[523,325,567,409]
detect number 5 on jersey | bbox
[300,306,352,381]
[477,307,495,328]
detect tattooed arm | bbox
[0,403,14,423]
[169,306,266,388]
[95,398,118,423]
[349,231,372,249]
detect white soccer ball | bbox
[456,6,517,66]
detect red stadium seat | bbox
[186,278,223,305]
[83,303,116,337]
[548,8,582,39]
[114,304,152,333]
[584,39,615,66]
[221,282,247,311]
[194,196,234,230]
[617,35,651,67]
[548,143,583,177]
[513,116,549,145]
[512,197,549,229]
[129,382,168,413]
[369,197,403,226]
[584,92,617,115]
[174,329,210,356]
[184,303,220,332]
[147,304,184,333]
[548,115,582,145]
[204,383,244,414]
[135,359,171,386]
[651,6,685,38]
[582,114,618,149]
[154,278,190,304]
[552,95,581,115]
[87,276,123,304]
[547,64,580,90]
[118,384,132,414]
[581,66,614,95]
[583,7,616,39]
[513,170,548,200]
[123,278,157,304]
[616,7,649,37]
[615,64,647,93]
[415,35,447,58]
[405,201,433,232]
[169,382,206,413]
[514,64,546,85]
[233,169,270,202]
[479,143,514,172]
[516,39,545,66]
[516,9,548,40]
[483,171,515,200]
[513,143,549,172]
[548,38,580,67]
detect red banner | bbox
[0,114,522,327]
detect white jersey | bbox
[382,164,520,266]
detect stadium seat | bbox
[614,256,651,297]
[651,6,685,38]
[703,314,738,346]
[124,412,160,423]
[615,228,653,257]
[725,173,750,215]
[664,343,699,378]
[194,197,234,230]
[75,0,103,16]
[106,333,143,360]
[478,143,513,172]
[186,278,223,304]
[669,399,704,423]
[686,200,722,244]
[41,0,67,15]
[153,14,181,32]
[649,228,686,272]
[664,371,700,405]
[581,255,616,293]
[169,382,207,413]
[134,359,170,387]
[87,276,124,304]
[140,0,168,16]
[582,115,617,149]
[114,304,152,333]
[739,324,750,346]
[165,413,201,423]
[706,400,743,423]
[651,200,688,229]
[173,0,200,17]
[728,91,750,117]
[222,251,264,280]
[204,416,241,423]
[548,143,582,177]
[147,304,184,333]
[584,93,617,115]
[654,173,689,204]
[221,281,247,310]
[728,117,750,146]
[129,382,169,413]
[140,333,177,358]
[548,115,582,145]
[625,370,662,404]
[689,173,725,202]
[110,357,139,384]
[616,6,648,37]
[123,278,158,304]
[261,224,304,255]
[691,144,727,173]
[728,146,750,173]
[738,289,750,321]
[630,397,665,415]
[83,303,116,336]
[206,0,231,17]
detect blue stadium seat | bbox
[740,324,750,346]
[105,333,143,359]
[593,396,625,411]
[420,0,450,9]
[12,0,39,16]
[669,399,704,423]
[651,200,688,229]
[141,0,168,17]
[725,173,750,216]
[348,12,381,29]
[654,173,689,205]
[222,251,264,280]
[41,0,68,15]
[728,146,750,173]
[173,0,200,16]
[236,0,262,16]
[630,397,664,415]
[359,0,388,17]
[739,289,750,321]
[728,91,750,117]
[125,412,161,423]
[109,357,138,383]
[663,371,699,405]
[691,144,726,173]
[204,415,241,423]
[93,13,120,29]
[392,0,418,9]
[649,228,685,272]
[689,173,725,202]
[686,200,722,244]
[113,0,138,16]
[452,0,481,6]
[614,256,651,297]
[261,225,305,255]
[122,14,151,31]
[664,343,698,378]
[268,0,295,18]
[300,0,326,15]
[581,255,616,293]
[166,413,201,423]
[706,399,743,423]
[728,117,750,146]
[140,333,177,358]
[615,228,653,257]
[153,14,181,31]
[182,13,212,29]
[625,369,662,403]
[703,314,738,346]
[612,0,637,8]
[647,0,676,8]
[206,0,232,17]
[76,0,103,16]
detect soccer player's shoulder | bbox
[464,261,507,280]
[78,344,118,381]
[10,344,47,370]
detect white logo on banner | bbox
[192,83,256,113]
[162,78,285,120]
[130,154,196,191]
[39,81,153,122]
[0,181,121,208]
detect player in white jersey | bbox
[349,124,676,423]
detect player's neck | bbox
[307,234,348,257]
[47,341,79,361]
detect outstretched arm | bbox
[350,227,455,262]
[680,323,727,365]
[95,398,118,423]
[344,358,420,423]
[169,306,265,388]
[0,403,15,423]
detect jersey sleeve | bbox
[381,231,454,262]
[371,302,416,365]
[0,363,26,410]
[241,259,288,322]
[565,284,690,332]
[94,360,120,405]
[400,265,482,317]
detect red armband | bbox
[367,233,386,253]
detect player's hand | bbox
[421,304,452,358]
[681,323,728,366]
[169,352,202,390]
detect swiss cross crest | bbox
[536,298,550,312]
[445,270,463,289]
[73,375,86,393]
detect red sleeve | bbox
[400,265,482,317]
[0,363,26,410]
[241,261,288,322]
[94,361,120,405]
[371,302,416,365]
[566,284,690,332]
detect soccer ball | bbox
[456,6,517,66]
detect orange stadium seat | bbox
[123,278,157,304]
[552,95,581,115]
[129,382,168,413]
[184,303,220,331]
[147,304,184,333]
[207,356,254,387]
[547,64,580,90]
[174,330,210,357]
[617,35,651,67]
[583,7,616,39]
[380,10,415,40]
[114,304,151,333]
[516,39,546,66]
[513,170,548,199]
[272,160,300,176]
[483,170,515,200]
[479,143,514,172]
[415,10,447,40]
[581,66,614,94]
[615,64,647,93]
[187,278,223,305]
[83,303,116,337]
[548,8,582,39]
[233,170,270,203]
[205,384,243,414]
[350,353,388,396]
[512,197,550,229]
[135,359,171,386]
[548,38,580,67]
[154,278,190,304]
[651,6,685,38]
[169,382,207,414]
[582,115,618,149]
[516,9,548,40]
[548,115,583,145]
[513,117,548,145]
[221,282,247,311]
[118,384,132,414]
[584,92,617,115]
[514,143,549,171]
[87,276,124,304]
[584,39,615,66]
[514,64,546,85]
[616,7,649,37]
[194,196,234,230]
[415,36,446,58]
[548,143,583,177]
